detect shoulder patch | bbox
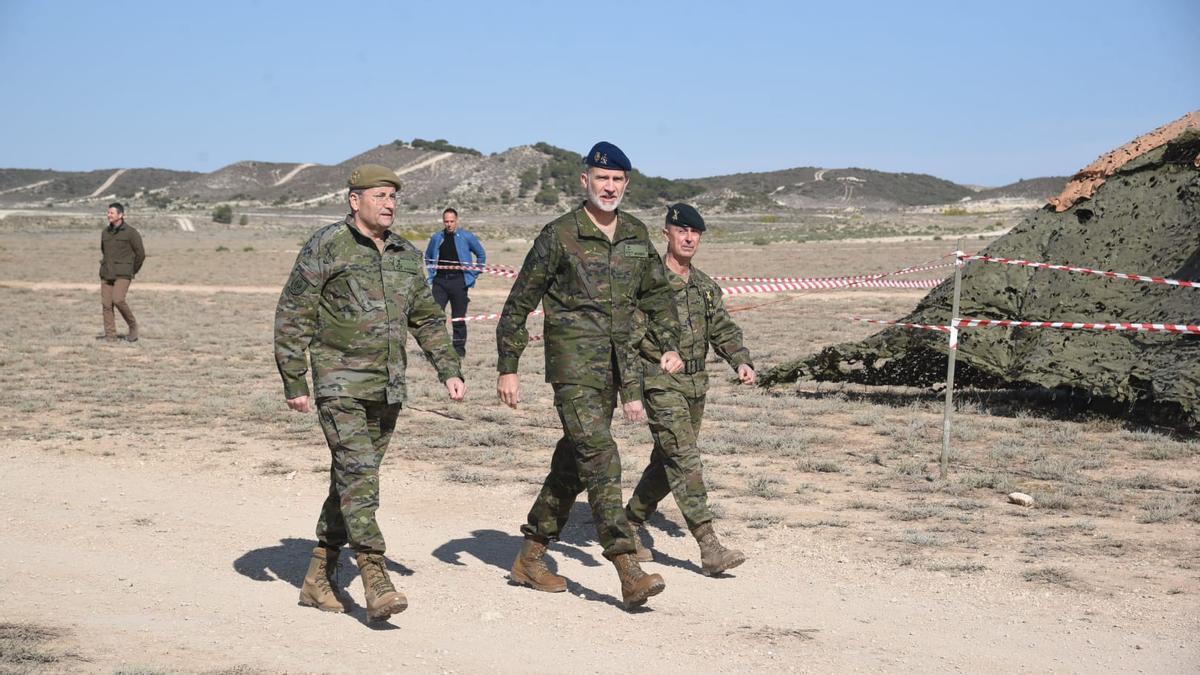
[287,268,316,295]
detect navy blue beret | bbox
[584,141,631,171]
[665,202,705,231]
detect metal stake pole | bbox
[940,245,964,478]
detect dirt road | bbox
[4,446,1192,674]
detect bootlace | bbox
[363,557,395,595]
[617,555,645,581]
[312,559,334,594]
[526,554,552,577]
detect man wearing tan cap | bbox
[274,164,466,623]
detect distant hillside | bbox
[689,167,975,210]
[0,138,1061,214]
[0,167,198,204]
[971,176,1068,201]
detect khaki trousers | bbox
[100,279,137,338]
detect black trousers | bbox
[432,274,469,355]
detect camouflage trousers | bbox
[521,383,636,560]
[626,389,713,531]
[314,397,402,554]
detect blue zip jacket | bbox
[425,228,487,288]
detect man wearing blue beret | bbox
[497,141,685,608]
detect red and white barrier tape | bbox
[451,308,543,323]
[713,260,953,284]
[953,317,1200,334]
[850,315,1200,336]
[962,254,1199,289]
[425,261,520,278]
[722,278,940,296]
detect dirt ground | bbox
[0,226,1197,674]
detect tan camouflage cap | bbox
[347,164,403,190]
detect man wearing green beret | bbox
[274,164,466,623]
[626,202,753,576]
[497,141,684,608]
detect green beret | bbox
[666,202,705,231]
[347,164,403,190]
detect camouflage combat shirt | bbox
[637,265,752,398]
[496,202,681,401]
[274,215,462,404]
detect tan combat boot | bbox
[509,537,567,593]
[612,553,665,608]
[355,552,408,622]
[630,522,653,563]
[693,522,746,576]
[298,546,349,612]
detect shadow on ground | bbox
[431,503,667,611]
[233,537,414,589]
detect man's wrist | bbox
[283,381,310,399]
[497,355,520,374]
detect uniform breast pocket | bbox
[323,276,363,315]
[570,252,606,300]
[612,253,646,299]
[348,276,385,312]
[382,269,413,314]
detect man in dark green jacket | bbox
[627,203,754,577]
[98,202,145,342]
[274,164,465,623]
[497,141,684,608]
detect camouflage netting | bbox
[762,128,1200,426]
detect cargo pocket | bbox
[557,388,595,445]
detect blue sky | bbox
[1,0,1196,185]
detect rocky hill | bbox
[0,139,1065,213]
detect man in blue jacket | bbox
[425,207,486,357]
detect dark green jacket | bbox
[99,222,145,281]
[274,215,462,404]
[496,203,681,401]
[638,265,752,398]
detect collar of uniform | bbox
[572,201,638,244]
[107,222,124,233]
[343,214,407,251]
[665,266,694,291]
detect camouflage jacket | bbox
[274,215,462,404]
[496,202,681,402]
[99,222,145,281]
[637,265,752,398]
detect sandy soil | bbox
[0,231,1196,674]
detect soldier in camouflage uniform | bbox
[497,141,685,608]
[274,164,466,623]
[626,203,754,576]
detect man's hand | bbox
[737,363,757,385]
[286,395,312,413]
[622,399,646,422]
[661,350,684,374]
[445,377,466,401]
[497,373,521,408]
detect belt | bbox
[682,358,706,374]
